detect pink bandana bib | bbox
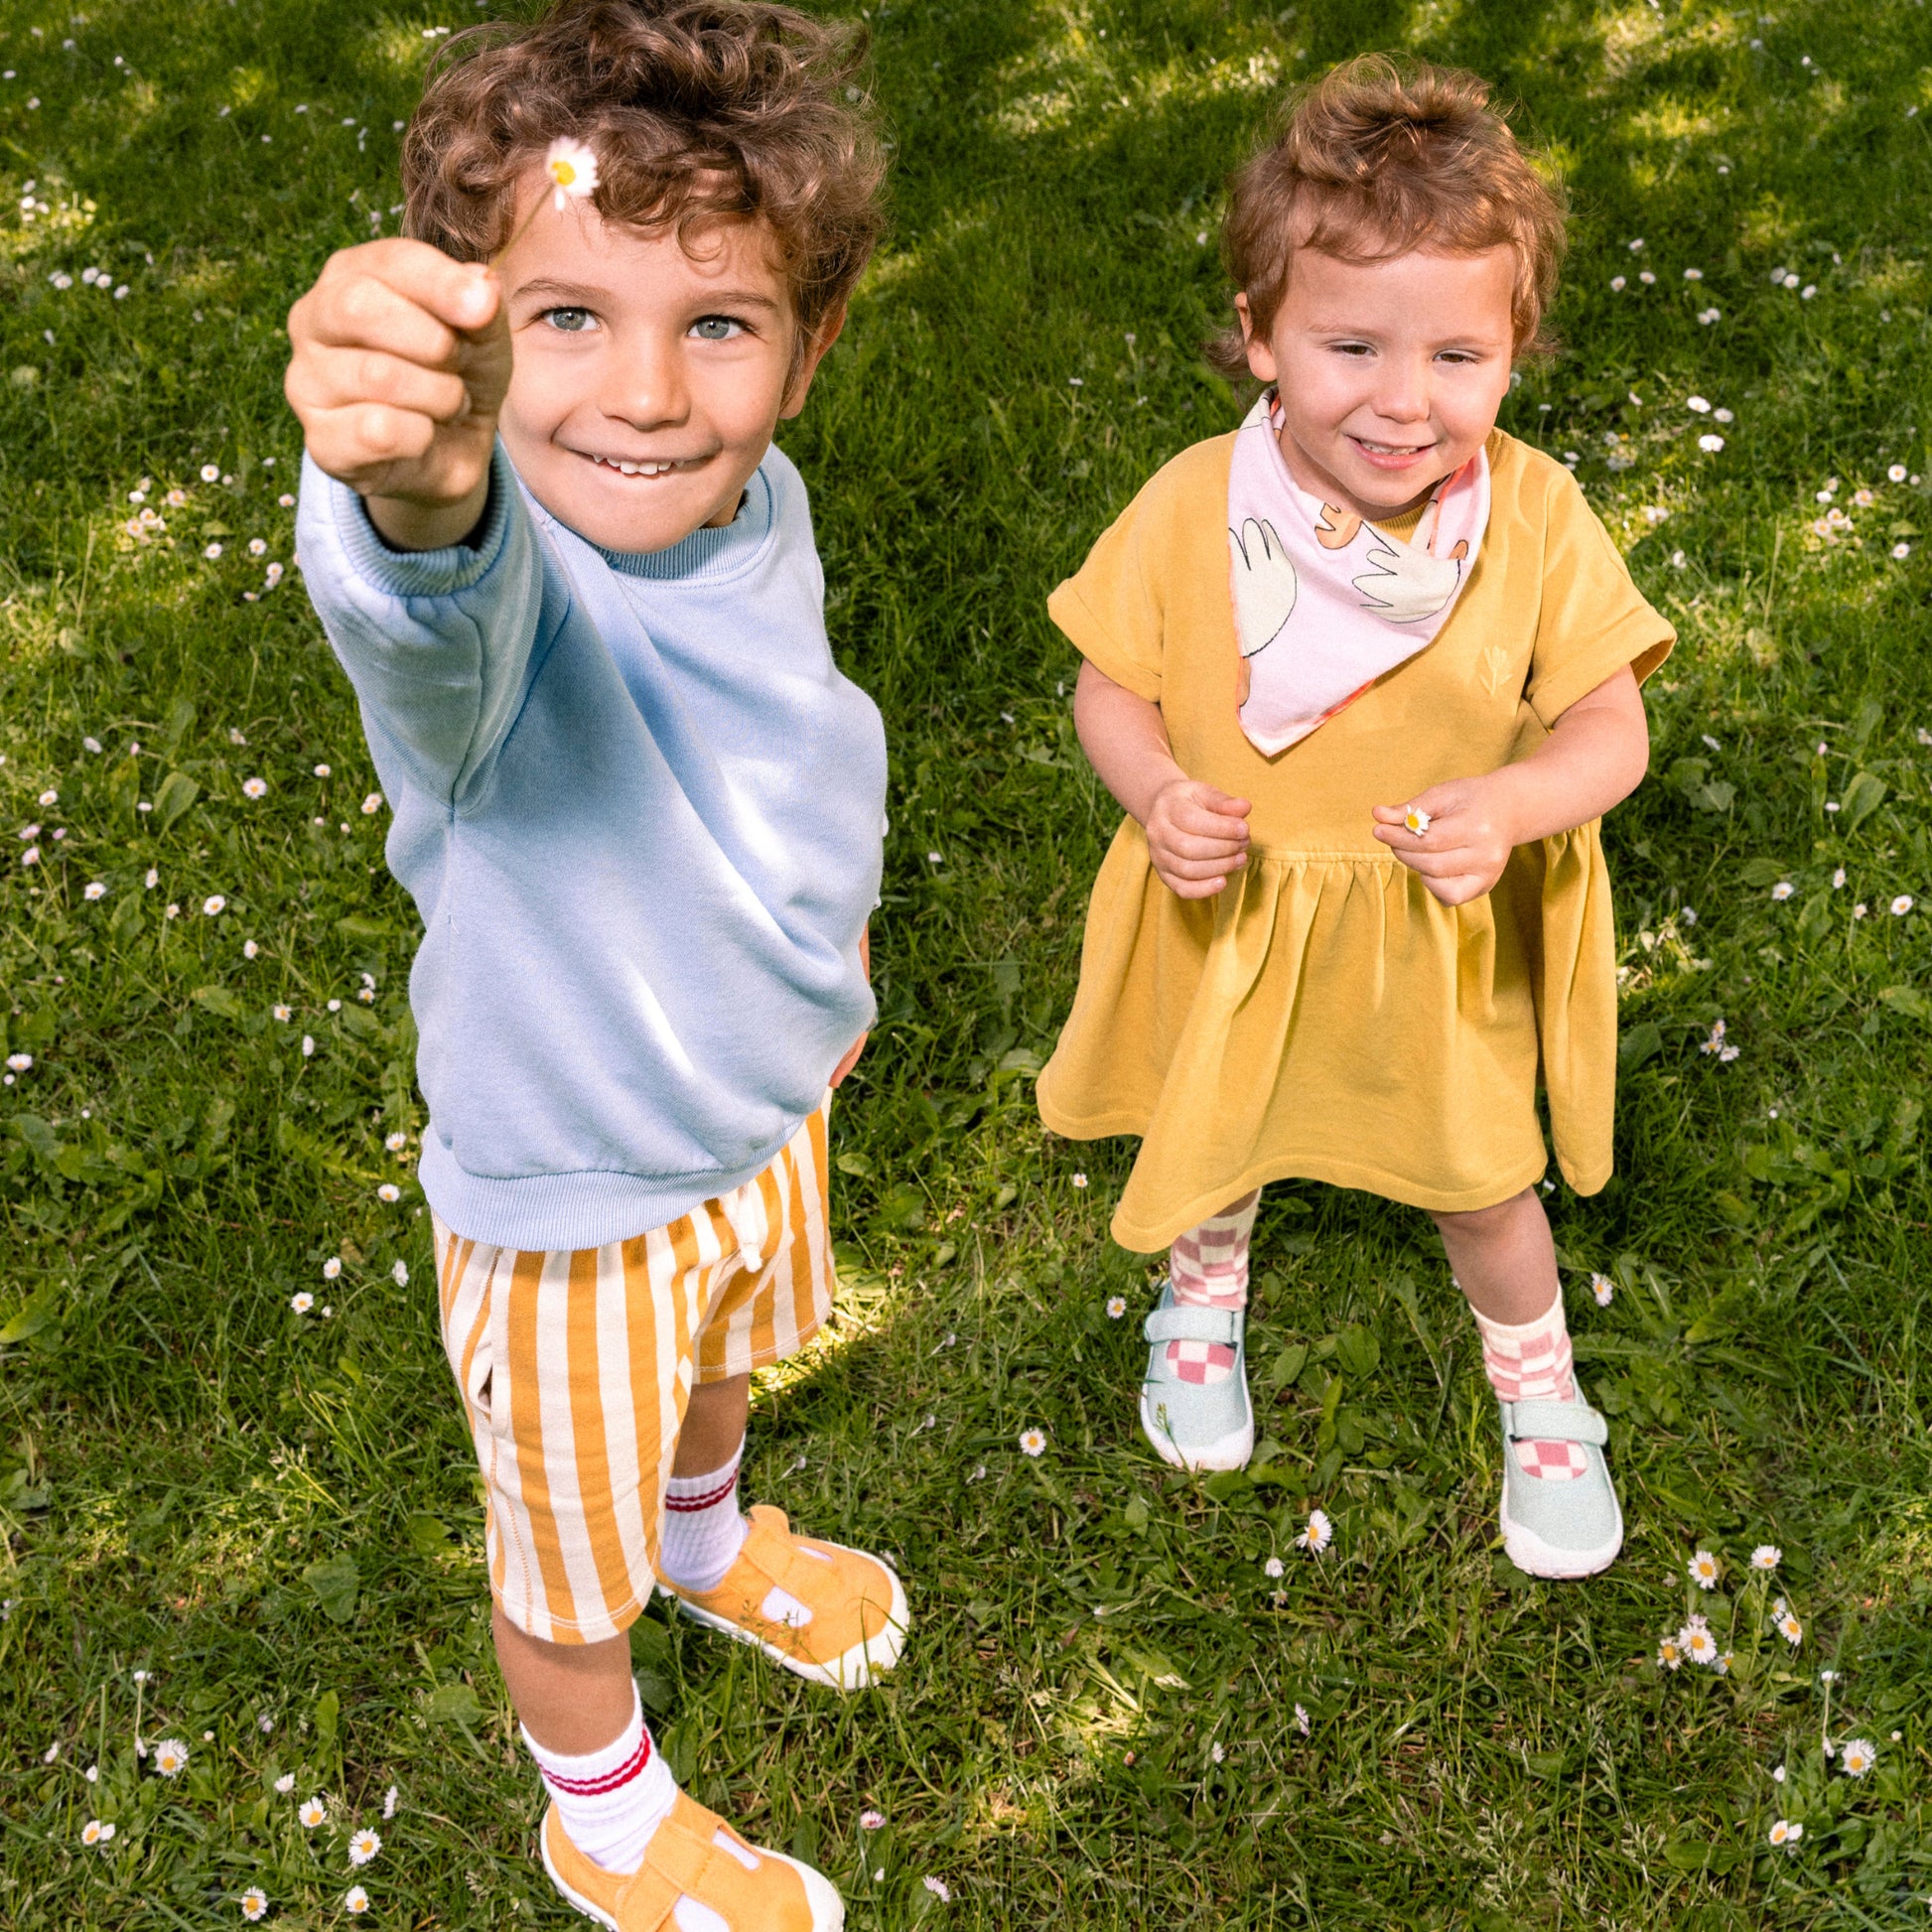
[1227,390,1490,757]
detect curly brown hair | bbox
[1205,53,1567,379]
[402,0,886,345]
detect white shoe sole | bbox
[660,1546,909,1692]
[1499,1486,1625,1580]
[1139,1388,1254,1473]
[544,1821,846,1931]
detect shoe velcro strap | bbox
[1144,1306,1240,1346]
[1502,1399,1608,1447]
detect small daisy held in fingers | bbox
[1296,1508,1332,1555]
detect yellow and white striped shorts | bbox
[433,1100,835,1646]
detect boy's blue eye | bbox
[543,307,595,333]
[690,316,745,342]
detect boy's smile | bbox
[494,172,842,555]
[1238,244,1517,521]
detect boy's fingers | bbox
[359,237,500,334]
[304,401,439,476]
[301,274,464,372]
[295,348,472,424]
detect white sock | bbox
[523,1681,676,1874]
[659,1445,751,1592]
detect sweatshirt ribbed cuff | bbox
[324,444,515,598]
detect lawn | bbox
[2,0,1931,1925]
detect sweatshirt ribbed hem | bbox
[328,447,514,598]
[417,1123,800,1252]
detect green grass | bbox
[1,0,1931,1924]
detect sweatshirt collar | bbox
[591,465,775,584]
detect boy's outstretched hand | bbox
[285,239,511,552]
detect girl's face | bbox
[1238,243,1518,521]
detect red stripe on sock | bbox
[663,1472,739,1514]
[540,1730,652,1798]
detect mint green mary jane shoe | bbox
[1496,1396,1624,1580]
[1138,1284,1254,1473]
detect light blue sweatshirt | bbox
[296,443,887,1251]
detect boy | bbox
[285,4,897,1925]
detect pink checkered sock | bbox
[1165,1189,1260,1387]
[1471,1293,1587,1481]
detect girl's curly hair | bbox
[1205,53,1568,378]
[403,0,886,342]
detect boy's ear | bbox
[1235,293,1279,385]
[780,302,849,420]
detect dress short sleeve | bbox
[1525,467,1675,728]
[1046,475,1170,703]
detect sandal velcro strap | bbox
[1501,1399,1608,1448]
[1144,1306,1240,1347]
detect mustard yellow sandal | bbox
[542,1793,843,1931]
[656,1503,908,1691]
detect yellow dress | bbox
[1035,428,1674,1253]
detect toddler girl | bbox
[1036,54,1673,1579]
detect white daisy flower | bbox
[1590,1272,1614,1307]
[860,1809,886,1831]
[20,846,37,867]
[248,538,267,557]
[1263,1556,1285,1579]
[345,1887,369,1915]
[385,1130,407,1151]
[243,940,259,959]
[314,763,332,778]
[1840,1737,1876,1777]
[1071,1173,1088,1188]
[82,881,105,899]
[5,1054,30,1072]
[1682,1625,1719,1667]
[37,789,56,807]
[1018,1427,1046,1457]
[1294,1703,1311,1734]
[1698,433,1725,453]
[241,777,267,798]
[1894,542,1913,559]
[1750,1544,1781,1571]
[1697,308,1720,325]
[348,1828,381,1865]
[167,487,188,507]
[290,1293,314,1314]
[543,135,601,208]
[204,896,226,916]
[302,1035,316,1057]
[152,1737,189,1778]
[382,1786,398,1819]
[921,1876,950,1902]
[1891,895,1914,915]
[273,1005,291,1022]
[274,1772,296,1794]
[1105,1296,1126,1318]
[201,465,219,483]
[1688,1550,1721,1589]
[1687,395,1712,414]
[241,1889,269,1921]
[81,1818,114,1845]
[1833,868,1847,889]
[279,492,296,507]
[360,792,383,815]
[145,868,159,888]
[1773,1763,1786,1782]
[205,542,223,560]
[1769,1818,1800,1847]
[1296,1509,1333,1554]
[377,1183,400,1203]
[299,1797,327,1828]
[1770,881,1794,901]
[391,1261,409,1287]
[323,1257,343,1280]
[1610,275,1626,291]
[1855,902,1868,917]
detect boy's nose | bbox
[599,341,689,429]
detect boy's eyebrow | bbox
[513,275,786,314]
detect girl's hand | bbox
[285,239,512,551]
[1147,778,1252,899]
[1371,775,1517,906]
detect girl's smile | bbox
[1237,242,1517,520]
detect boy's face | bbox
[1239,243,1517,521]
[494,173,840,554]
